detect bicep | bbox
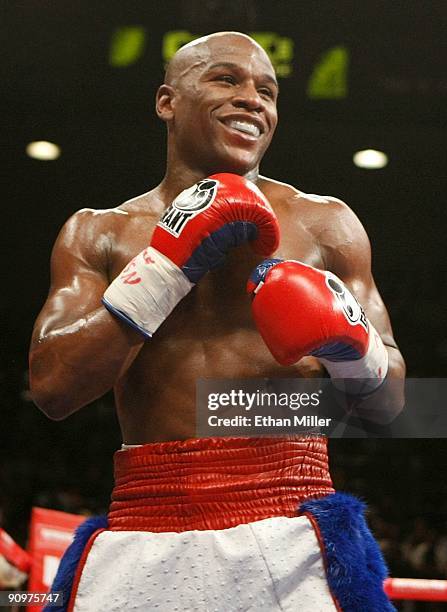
[325,201,397,347]
[31,212,109,344]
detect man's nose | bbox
[231,81,265,111]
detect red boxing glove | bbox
[247,259,389,394]
[103,174,279,337]
[151,172,279,278]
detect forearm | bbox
[29,307,144,419]
[337,346,406,425]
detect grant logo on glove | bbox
[103,174,280,337]
[159,179,218,237]
[248,259,389,395]
[325,274,368,332]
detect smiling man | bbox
[31,32,404,611]
[161,34,278,177]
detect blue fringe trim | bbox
[43,515,108,612]
[301,492,395,612]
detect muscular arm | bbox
[29,210,144,420]
[322,199,406,424]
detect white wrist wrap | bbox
[319,324,389,395]
[102,247,194,337]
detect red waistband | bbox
[108,436,334,532]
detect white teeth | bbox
[227,120,261,138]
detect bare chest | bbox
[110,193,326,431]
[110,200,321,328]
[108,203,323,283]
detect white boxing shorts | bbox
[73,514,336,611]
[48,437,395,612]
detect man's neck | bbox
[157,158,260,204]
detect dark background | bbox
[1,1,447,606]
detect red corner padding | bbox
[384,578,447,601]
[0,528,32,573]
[27,507,84,612]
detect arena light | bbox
[353,149,388,169]
[26,141,61,161]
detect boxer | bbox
[30,31,405,611]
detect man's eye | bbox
[259,88,274,99]
[216,75,236,84]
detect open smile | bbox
[218,117,264,141]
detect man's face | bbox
[169,37,279,175]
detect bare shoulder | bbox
[64,190,158,235]
[53,205,125,271]
[259,175,369,247]
[55,190,161,262]
[59,206,127,244]
[259,174,348,214]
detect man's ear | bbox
[156,84,176,122]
